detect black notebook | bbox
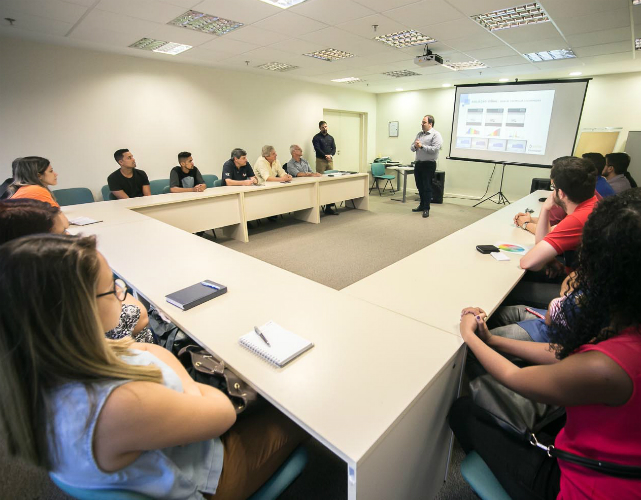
[165,280,227,310]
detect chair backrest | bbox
[371,163,386,176]
[324,170,338,174]
[163,185,171,194]
[52,187,95,206]
[213,179,224,187]
[50,473,152,500]
[202,174,218,188]
[149,179,169,195]
[101,185,117,201]
[0,177,14,200]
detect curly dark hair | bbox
[548,188,641,358]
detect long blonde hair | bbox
[0,234,161,468]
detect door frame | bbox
[323,109,368,173]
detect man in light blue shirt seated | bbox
[285,145,321,178]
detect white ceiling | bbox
[1,0,640,93]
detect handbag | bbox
[470,373,641,479]
[147,306,190,354]
[177,345,263,416]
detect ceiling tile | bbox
[160,0,203,8]
[251,11,327,37]
[76,9,158,36]
[383,0,465,27]
[483,55,531,67]
[554,7,630,35]
[573,41,632,57]
[464,45,518,60]
[193,0,280,24]
[494,64,541,75]
[199,36,261,54]
[335,13,410,39]
[96,0,186,24]
[177,46,235,63]
[267,37,325,55]
[510,36,569,54]
[69,24,144,46]
[567,27,631,48]
[0,0,88,24]
[442,31,504,51]
[414,18,488,42]
[0,10,74,37]
[291,0,376,26]
[492,21,560,44]
[543,0,630,20]
[352,0,423,13]
[224,25,291,45]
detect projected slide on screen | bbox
[456,90,555,156]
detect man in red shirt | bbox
[520,156,597,273]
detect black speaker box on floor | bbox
[530,178,551,193]
[431,170,445,204]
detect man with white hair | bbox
[254,145,292,184]
[286,145,321,178]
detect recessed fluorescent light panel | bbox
[636,38,641,50]
[524,48,576,62]
[168,10,243,36]
[303,48,354,61]
[129,38,192,55]
[444,60,487,71]
[633,0,641,5]
[569,71,582,76]
[375,30,436,48]
[472,3,549,31]
[331,77,364,83]
[256,62,299,72]
[383,70,421,78]
[259,0,309,8]
[499,78,510,82]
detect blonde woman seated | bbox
[0,234,305,499]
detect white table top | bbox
[343,191,547,336]
[70,213,461,466]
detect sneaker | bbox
[412,205,424,212]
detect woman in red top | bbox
[9,156,60,208]
[451,188,641,499]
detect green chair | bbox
[369,163,395,196]
[213,179,224,187]
[52,188,94,206]
[202,174,218,188]
[324,169,338,174]
[101,185,116,201]
[163,186,171,194]
[460,451,511,500]
[50,445,308,500]
[149,179,169,196]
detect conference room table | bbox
[343,191,547,336]
[64,174,464,500]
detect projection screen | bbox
[448,79,590,168]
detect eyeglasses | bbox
[550,182,556,190]
[96,278,128,302]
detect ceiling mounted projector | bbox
[414,46,443,67]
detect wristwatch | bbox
[522,221,529,231]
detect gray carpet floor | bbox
[1,193,492,500]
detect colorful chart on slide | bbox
[494,242,529,254]
[456,90,555,155]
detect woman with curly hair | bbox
[450,188,641,499]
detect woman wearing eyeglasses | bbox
[0,234,305,499]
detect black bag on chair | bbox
[177,345,263,416]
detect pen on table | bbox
[201,281,220,290]
[525,307,545,320]
[254,326,271,347]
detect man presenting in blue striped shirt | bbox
[410,115,443,218]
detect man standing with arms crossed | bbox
[411,115,442,218]
[312,120,338,215]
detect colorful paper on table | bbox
[494,242,530,255]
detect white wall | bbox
[376,72,641,202]
[0,37,377,198]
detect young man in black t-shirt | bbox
[107,149,151,199]
[169,152,206,193]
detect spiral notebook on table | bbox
[239,321,314,367]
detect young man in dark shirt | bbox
[107,149,151,199]
[312,121,336,174]
[169,152,206,193]
[221,148,258,186]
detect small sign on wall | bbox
[388,121,399,137]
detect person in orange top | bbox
[9,156,59,208]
